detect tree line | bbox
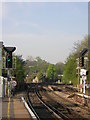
[13,36,88,86]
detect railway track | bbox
[47,85,90,111]
[27,84,89,120]
[35,86,70,120]
[37,85,89,120]
[27,84,64,120]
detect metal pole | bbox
[7,69,10,97]
[78,68,80,92]
[82,76,87,106]
[83,78,85,95]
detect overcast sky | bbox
[0,2,88,64]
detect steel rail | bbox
[48,86,90,112]
[27,85,63,120]
[42,85,89,119]
[35,85,69,120]
[27,91,40,120]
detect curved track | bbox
[27,83,89,120]
[27,84,63,120]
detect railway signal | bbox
[80,48,88,57]
[2,56,6,69]
[4,47,16,68]
[79,48,88,68]
[6,52,12,68]
[79,57,84,67]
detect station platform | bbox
[2,94,31,120]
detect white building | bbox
[0,76,7,97]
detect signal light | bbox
[3,47,16,68]
[79,57,84,67]
[6,52,12,68]
[2,57,6,69]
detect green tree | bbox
[63,56,77,85]
[35,56,49,73]
[73,36,88,58]
[47,64,57,81]
[63,36,88,85]
[25,56,49,82]
[55,62,64,75]
[15,55,26,82]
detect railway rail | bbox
[47,85,90,110]
[35,85,70,120]
[27,84,64,120]
[36,84,89,120]
[27,83,89,120]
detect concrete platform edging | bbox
[21,97,37,120]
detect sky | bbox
[0,2,88,64]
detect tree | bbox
[55,62,64,75]
[25,56,49,82]
[72,36,88,58]
[63,56,77,85]
[15,55,26,82]
[46,64,57,81]
[63,36,88,85]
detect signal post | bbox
[78,48,88,105]
[3,47,16,97]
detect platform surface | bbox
[2,96,31,120]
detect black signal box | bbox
[4,47,16,68]
[79,57,84,67]
[6,52,12,68]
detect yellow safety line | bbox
[8,97,10,120]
